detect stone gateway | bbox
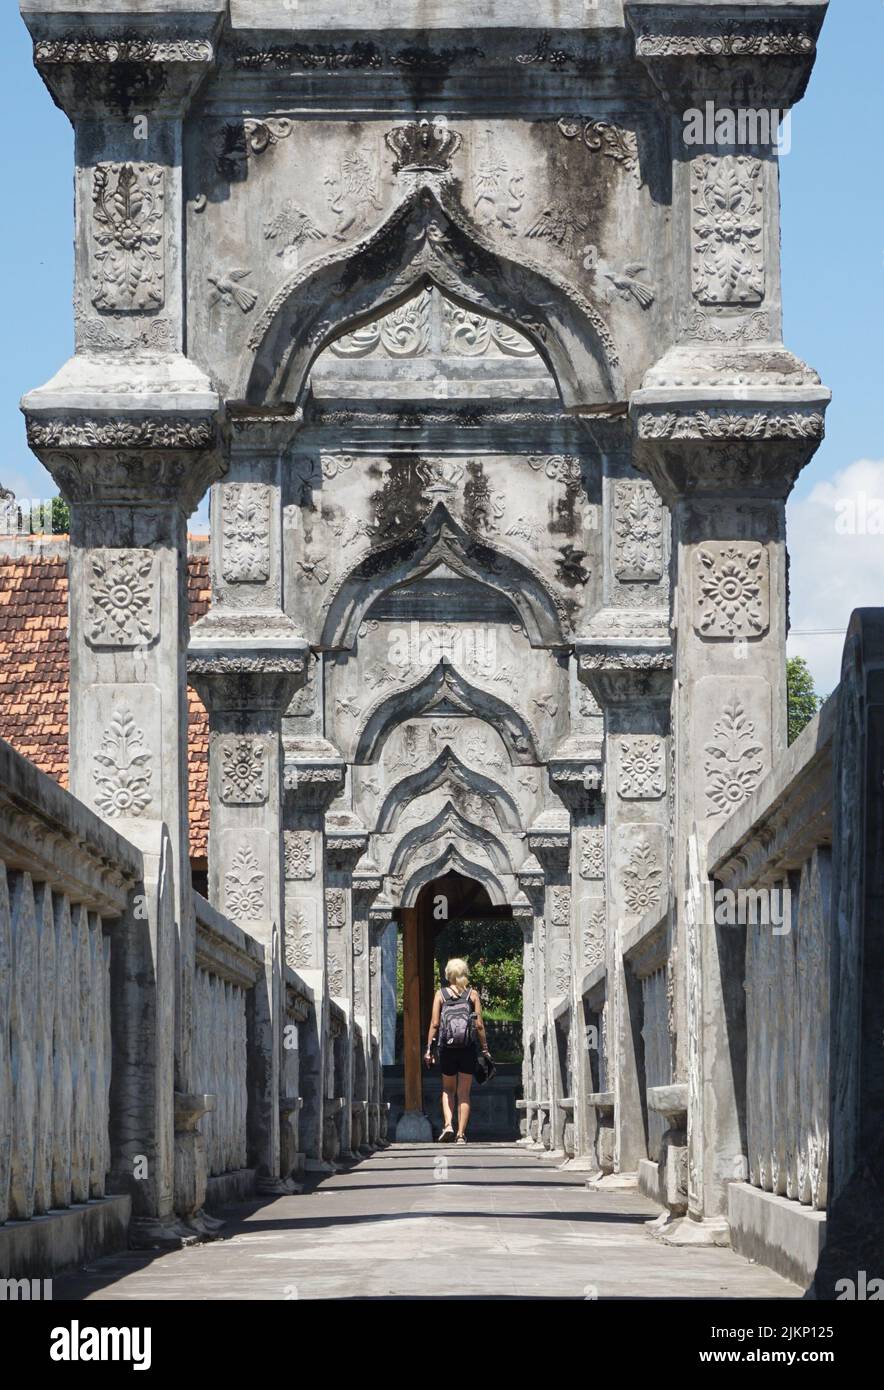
[2,0,880,1304]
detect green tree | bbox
[51,496,70,534]
[787,655,821,744]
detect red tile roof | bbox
[0,543,211,865]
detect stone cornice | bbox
[22,3,227,117]
[625,1,828,108]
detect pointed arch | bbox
[401,845,508,910]
[320,503,566,651]
[376,745,523,834]
[389,802,513,878]
[353,659,540,765]
[240,185,621,410]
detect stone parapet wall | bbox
[0,735,142,1233]
[193,893,263,1178]
[710,695,836,1213]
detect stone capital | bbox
[625,1,828,110]
[630,384,831,504]
[22,356,224,512]
[577,641,673,709]
[283,737,347,813]
[21,2,226,118]
[188,631,310,716]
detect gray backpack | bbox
[440,986,475,1049]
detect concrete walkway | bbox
[55,1145,800,1300]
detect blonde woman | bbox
[424,958,491,1144]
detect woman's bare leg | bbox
[456,1072,473,1136]
[441,1076,456,1130]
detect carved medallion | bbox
[704,696,765,819]
[285,902,315,970]
[582,902,606,970]
[93,708,152,818]
[86,549,157,648]
[618,736,665,801]
[550,886,571,927]
[326,888,347,929]
[220,737,268,806]
[91,163,165,313]
[613,480,664,582]
[691,155,764,306]
[580,828,605,880]
[694,542,769,638]
[623,839,663,916]
[225,846,265,924]
[221,483,271,584]
[284,831,315,880]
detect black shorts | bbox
[440,1045,476,1078]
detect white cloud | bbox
[786,458,884,696]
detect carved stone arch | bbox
[401,844,508,910]
[321,502,566,651]
[389,802,513,878]
[353,660,540,766]
[240,185,621,410]
[376,746,522,834]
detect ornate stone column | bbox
[283,738,346,1167]
[516,858,547,1148]
[350,861,381,1153]
[324,815,369,1160]
[578,630,673,1178]
[21,9,226,1241]
[526,815,571,1155]
[626,0,831,1237]
[368,894,395,1146]
[549,716,604,1161]
[189,417,309,1186]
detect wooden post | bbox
[401,908,422,1114]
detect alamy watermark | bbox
[682,101,792,155]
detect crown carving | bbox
[385,119,462,173]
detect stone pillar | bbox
[578,637,672,1178]
[368,897,395,1146]
[283,739,346,1168]
[549,720,604,1161]
[189,418,309,1186]
[624,0,830,1237]
[633,415,826,1238]
[526,818,570,1155]
[352,866,382,1152]
[324,817,369,1160]
[21,3,226,1242]
[187,650,306,1186]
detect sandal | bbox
[456,1134,467,1145]
[438,1126,455,1143]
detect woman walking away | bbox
[424,958,491,1144]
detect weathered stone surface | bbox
[9,0,857,1300]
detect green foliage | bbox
[787,655,822,745]
[434,917,523,1019]
[51,496,70,534]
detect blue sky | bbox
[0,4,879,690]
